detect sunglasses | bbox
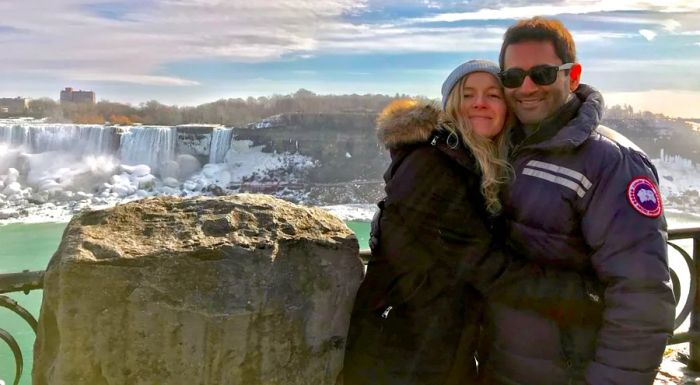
[499,63,575,88]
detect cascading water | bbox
[0,118,315,223]
[0,124,12,144]
[0,121,117,155]
[209,127,234,164]
[119,126,176,174]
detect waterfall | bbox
[119,126,176,173]
[0,124,12,144]
[0,121,116,155]
[209,127,234,164]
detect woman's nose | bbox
[472,94,487,108]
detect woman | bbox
[342,59,517,385]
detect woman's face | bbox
[459,72,507,139]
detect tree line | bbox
[23,89,406,126]
[19,88,670,126]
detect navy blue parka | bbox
[481,84,676,385]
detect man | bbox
[480,17,676,385]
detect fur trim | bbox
[377,99,441,149]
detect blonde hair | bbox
[444,74,512,214]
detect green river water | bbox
[0,221,370,385]
[2,213,700,384]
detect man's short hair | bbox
[499,16,577,69]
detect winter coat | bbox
[342,100,500,385]
[479,85,676,385]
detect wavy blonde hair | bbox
[444,74,512,214]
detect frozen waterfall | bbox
[0,121,116,155]
[209,127,234,164]
[119,126,176,173]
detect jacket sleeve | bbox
[581,148,675,385]
[378,146,530,295]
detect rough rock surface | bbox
[33,194,363,385]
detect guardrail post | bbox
[691,235,700,370]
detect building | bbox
[0,97,30,115]
[60,87,96,104]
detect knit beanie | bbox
[441,59,501,110]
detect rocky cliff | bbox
[234,112,388,184]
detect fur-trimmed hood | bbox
[376,99,442,149]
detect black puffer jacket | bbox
[479,85,675,385]
[342,100,502,385]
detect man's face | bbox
[502,40,574,126]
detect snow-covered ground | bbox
[320,204,377,222]
[653,150,700,214]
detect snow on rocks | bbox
[119,164,151,177]
[320,204,377,222]
[0,137,315,224]
[653,152,700,213]
[177,154,201,181]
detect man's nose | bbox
[519,74,538,93]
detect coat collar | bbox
[510,84,604,152]
[376,99,478,172]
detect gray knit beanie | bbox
[441,59,501,110]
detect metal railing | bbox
[2,227,700,384]
[666,226,700,372]
[0,270,43,385]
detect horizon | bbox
[10,88,700,122]
[2,1,700,119]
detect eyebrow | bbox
[462,86,501,91]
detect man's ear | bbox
[569,63,582,91]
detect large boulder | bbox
[33,194,363,385]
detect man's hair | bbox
[499,17,576,69]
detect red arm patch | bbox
[627,176,663,218]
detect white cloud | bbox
[639,29,658,40]
[0,0,367,85]
[695,42,700,46]
[663,19,682,32]
[70,73,201,86]
[318,24,506,53]
[584,58,699,75]
[423,0,442,9]
[605,89,700,118]
[407,1,700,23]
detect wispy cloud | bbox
[1,0,700,109]
[405,1,700,23]
[0,0,366,85]
[70,73,201,86]
[639,29,658,40]
[318,24,505,53]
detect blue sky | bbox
[1,1,700,118]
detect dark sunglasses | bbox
[499,63,574,88]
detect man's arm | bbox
[377,146,532,296]
[581,148,675,385]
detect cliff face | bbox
[234,112,389,184]
[602,118,700,163]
